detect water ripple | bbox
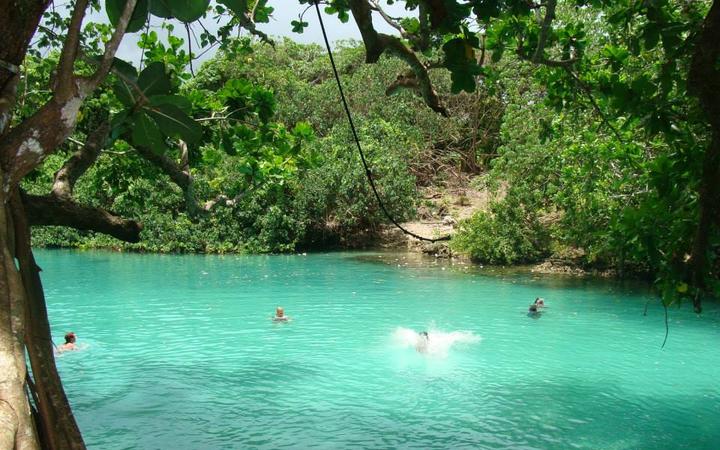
[35,249,720,450]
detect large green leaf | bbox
[443,38,481,93]
[111,58,138,80]
[111,58,140,107]
[132,112,165,150]
[149,95,192,113]
[217,0,247,16]
[110,109,131,140]
[106,0,149,33]
[170,0,210,22]
[113,77,138,107]
[146,103,202,143]
[148,0,173,18]
[137,62,172,97]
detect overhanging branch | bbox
[22,192,142,243]
[349,0,447,116]
[135,142,201,216]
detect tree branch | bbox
[0,0,50,123]
[686,0,720,312]
[229,0,274,46]
[0,72,19,136]
[202,183,256,211]
[368,0,409,39]
[349,0,447,115]
[56,0,89,97]
[385,71,419,96]
[0,4,141,191]
[532,0,556,63]
[135,142,201,216]
[39,25,152,106]
[89,0,139,87]
[21,191,142,243]
[52,118,110,198]
[563,66,623,141]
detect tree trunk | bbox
[12,191,86,450]
[0,184,39,450]
[687,0,720,312]
[0,1,51,135]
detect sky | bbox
[110,0,408,64]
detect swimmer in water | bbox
[415,331,429,353]
[534,297,546,308]
[272,306,289,322]
[528,304,541,317]
[56,332,77,353]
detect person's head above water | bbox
[275,307,284,318]
[64,332,76,344]
[419,331,429,340]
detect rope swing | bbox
[313,1,450,243]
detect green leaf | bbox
[170,0,210,22]
[110,109,131,140]
[399,18,420,34]
[146,103,202,143]
[138,62,172,97]
[106,0,149,33]
[149,95,192,113]
[111,58,138,80]
[473,0,501,20]
[148,0,173,18]
[113,76,138,107]
[253,1,273,23]
[291,20,309,33]
[221,134,237,156]
[132,112,165,150]
[443,38,481,93]
[292,122,314,139]
[450,70,477,94]
[216,0,246,17]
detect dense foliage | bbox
[448,2,719,307]
[26,38,503,252]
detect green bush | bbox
[452,199,550,265]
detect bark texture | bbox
[687,0,720,312]
[0,1,51,135]
[52,120,110,198]
[12,191,85,450]
[0,187,39,450]
[22,192,142,243]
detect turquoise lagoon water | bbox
[37,249,720,449]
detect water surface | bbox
[38,250,720,449]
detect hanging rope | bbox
[313,2,450,243]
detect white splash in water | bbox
[392,327,480,357]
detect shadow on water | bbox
[69,357,326,449]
